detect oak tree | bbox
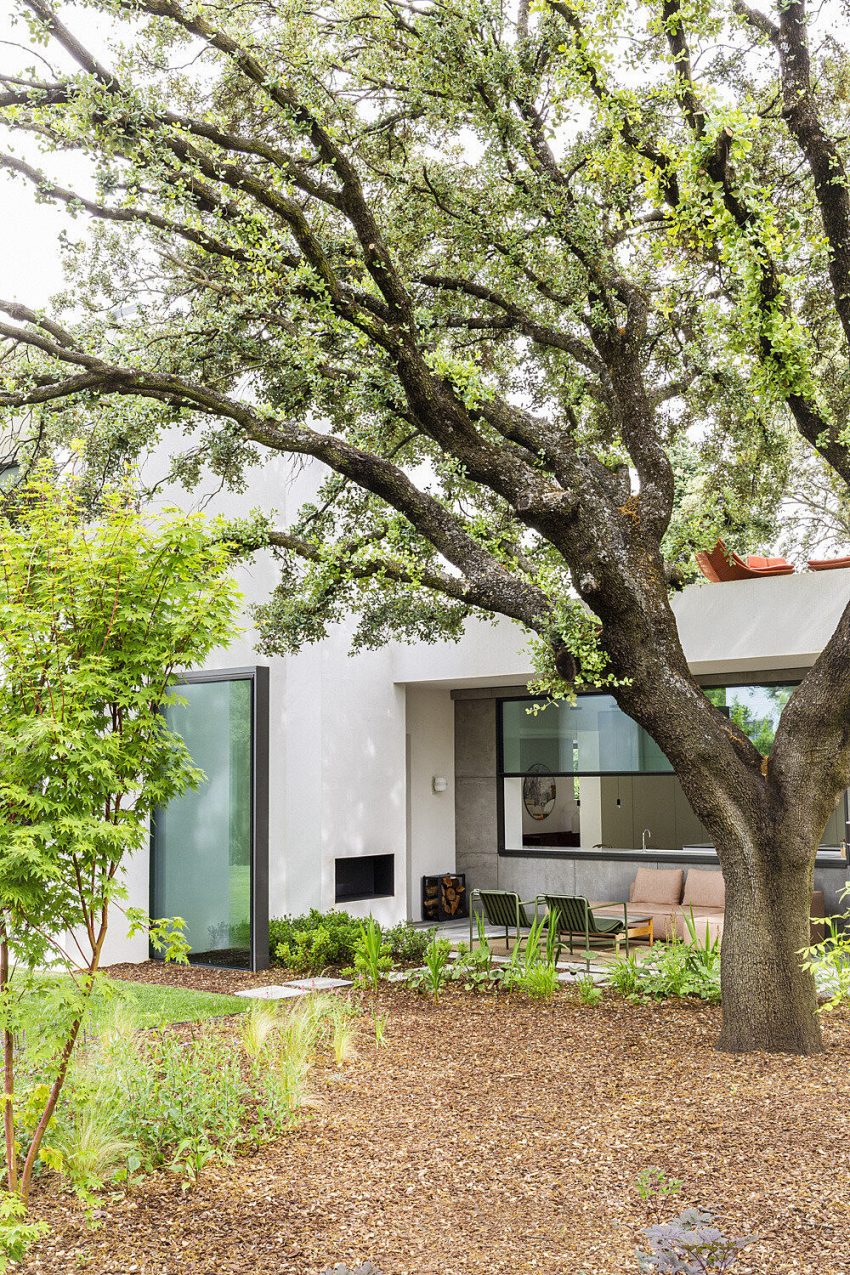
[2,0,850,1052]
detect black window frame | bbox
[496,681,848,863]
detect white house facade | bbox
[100,449,850,969]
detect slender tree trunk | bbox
[717,841,821,1054]
[19,920,107,1204]
[0,932,17,1191]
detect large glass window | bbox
[499,686,847,854]
[151,675,255,968]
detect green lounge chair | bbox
[542,894,649,961]
[469,888,537,950]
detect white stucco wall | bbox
[672,571,850,673]
[98,435,850,964]
[404,687,456,919]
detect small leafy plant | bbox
[637,1209,754,1273]
[0,1194,49,1274]
[169,1134,221,1190]
[351,919,393,991]
[636,1168,683,1221]
[451,915,499,991]
[575,975,602,1006]
[421,936,452,1003]
[609,913,720,1003]
[799,883,850,1010]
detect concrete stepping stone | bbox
[557,970,609,986]
[282,977,352,991]
[235,985,308,1000]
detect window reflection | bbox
[500,686,847,853]
[151,677,253,968]
[704,685,793,755]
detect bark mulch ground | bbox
[24,961,850,1275]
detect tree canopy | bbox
[2,0,848,659]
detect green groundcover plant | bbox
[608,914,721,1003]
[0,467,240,1262]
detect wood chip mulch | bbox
[23,963,850,1275]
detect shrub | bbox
[270,910,430,972]
[382,922,431,964]
[271,910,363,973]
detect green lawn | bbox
[92,978,249,1028]
[23,973,248,1032]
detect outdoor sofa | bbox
[593,866,825,944]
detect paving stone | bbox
[234,985,308,1000]
[557,970,609,986]
[282,977,352,991]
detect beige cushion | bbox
[594,901,678,941]
[629,867,684,905]
[675,911,724,943]
[682,869,725,909]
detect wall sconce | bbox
[432,776,448,793]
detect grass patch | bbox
[94,979,249,1028]
[22,975,249,1032]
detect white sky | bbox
[0,3,106,307]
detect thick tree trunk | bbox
[717,847,821,1054]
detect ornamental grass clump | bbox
[502,915,559,1000]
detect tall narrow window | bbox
[151,669,268,969]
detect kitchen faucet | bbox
[642,827,651,851]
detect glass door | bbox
[151,669,268,969]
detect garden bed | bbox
[26,976,850,1275]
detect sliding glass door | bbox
[151,668,268,969]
